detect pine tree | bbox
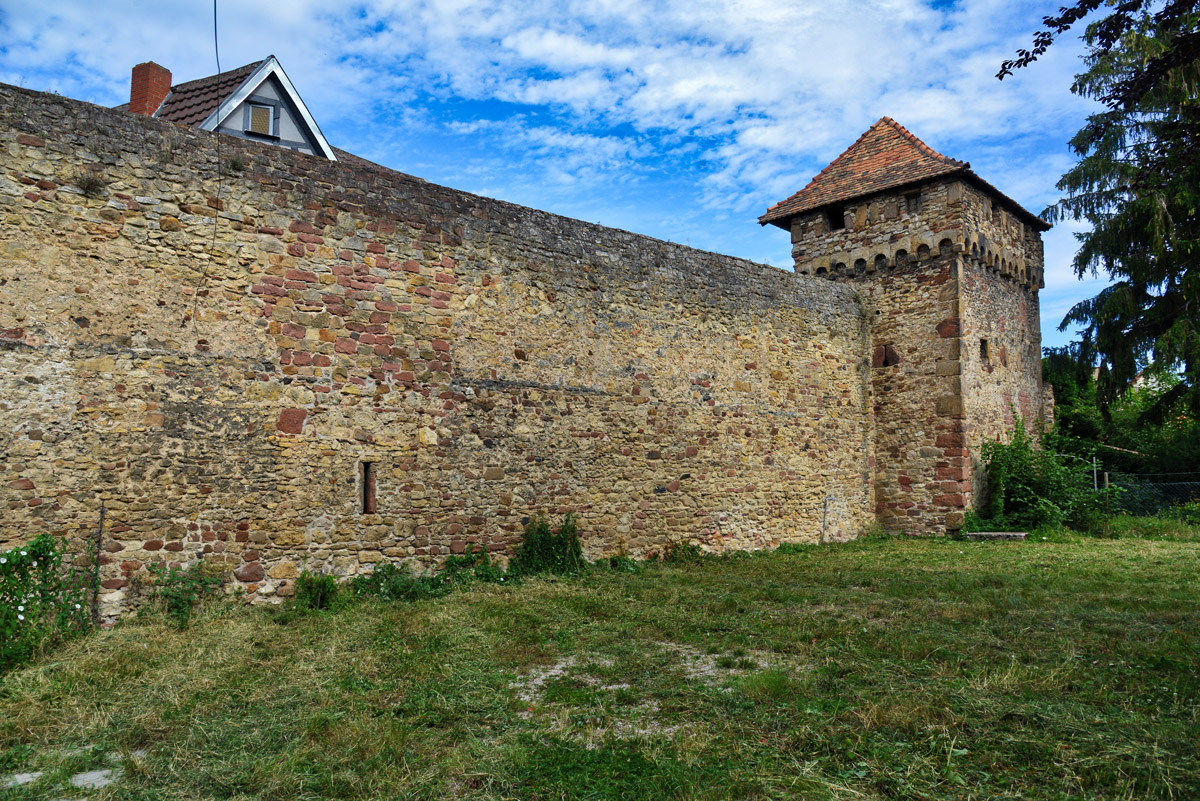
[1002,2,1200,420]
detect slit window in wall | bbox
[980,338,990,362]
[361,461,377,514]
[827,204,846,231]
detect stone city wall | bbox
[0,84,874,619]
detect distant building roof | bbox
[156,61,260,128]
[118,56,335,161]
[760,117,1049,231]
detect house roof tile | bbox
[760,117,1049,230]
[156,61,261,127]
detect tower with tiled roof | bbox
[762,118,1052,535]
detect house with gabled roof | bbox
[120,56,336,160]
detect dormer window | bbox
[246,103,276,138]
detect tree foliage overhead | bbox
[1001,2,1200,420]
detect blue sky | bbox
[0,0,1112,350]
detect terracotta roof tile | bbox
[760,118,1050,231]
[760,117,966,226]
[156,61,261,128]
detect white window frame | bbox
[245,102,277,138]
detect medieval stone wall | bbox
[958,252,1045,499]
[0,84,874,619]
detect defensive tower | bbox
[762,118,1051,533]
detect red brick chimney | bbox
[129,62,172,116]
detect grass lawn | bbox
[1,534,1198,800]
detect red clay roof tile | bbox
[156,61,261,128]
[760,117,1049,231]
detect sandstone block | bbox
[936,395,963,416]
[277,408,307,435]
[234,562,265,582]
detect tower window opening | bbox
[980,339,990,362]
[827,204,846,231]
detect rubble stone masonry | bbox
[787,177,1048,532]
[1,85,878,619]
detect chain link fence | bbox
[1109,473,1200,516]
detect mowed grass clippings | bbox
[0,536,1197,800]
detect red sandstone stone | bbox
[143,539,164,551]
[935,318,961,338]
[277,408,307,435]
[234,562,265,582]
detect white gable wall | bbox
[215,74,317,156]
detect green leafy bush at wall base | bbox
[294,571,340,610]
[510,514,585,576]
[1,534,91,673]
[970,416,1114,532]
[350,544,510,604]
[144,562,226,629]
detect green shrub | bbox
[294,571,340,610]
[605,553,641,573]
[662,541,705,564]
[972,416,1112,531]
[443,543,506,584]
[146,562,226,628]
[1,535,91,672]
[352,563,439,602]
[510,515,585,576]
[1172,500,1200,526]
[352,546,511,604]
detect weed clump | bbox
[661,541,705,564]
[0,535,91,672]
[605,553,641,573]
[351,544,509,603]
[969,416,1112,531]
[69,168,107,196]
[145,562,226,628]
[511,514,585,576]
[294,571,339,610]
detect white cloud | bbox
[1,0,1106,332]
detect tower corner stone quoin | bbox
[0,86,1047,620]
